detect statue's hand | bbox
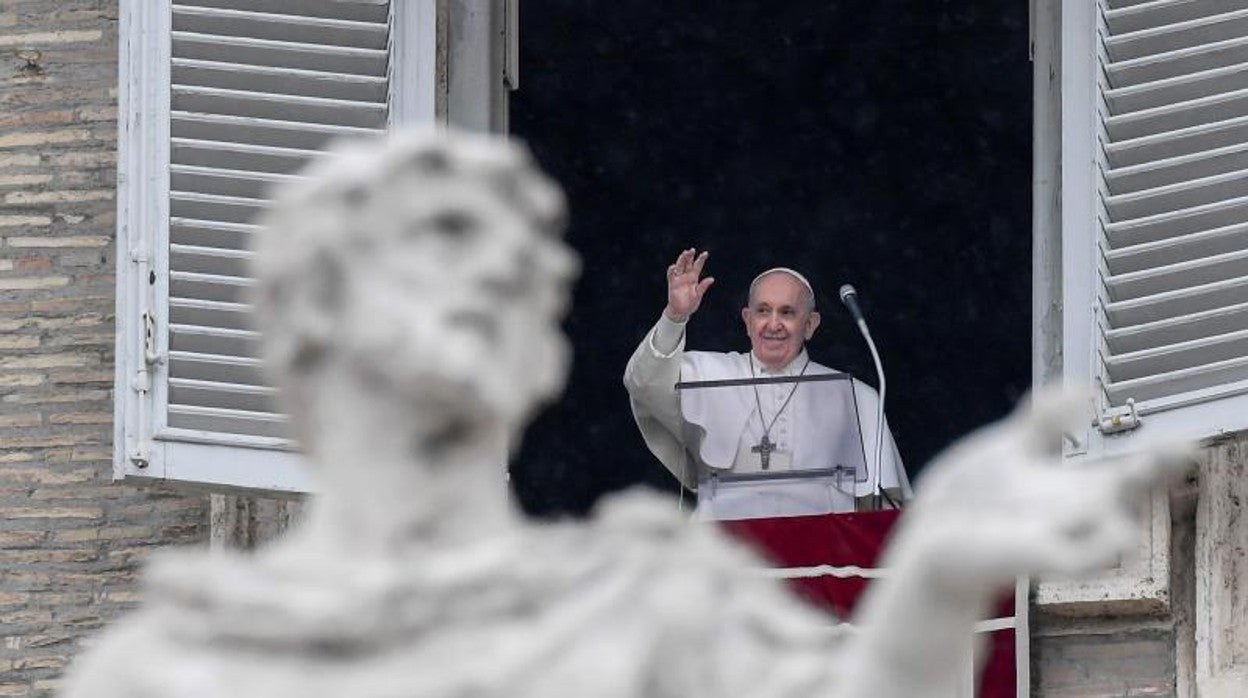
[900,390,1193,590]
[663,248,714,322]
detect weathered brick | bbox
[40,447,74,463]
[0,30,104,46]
[47,412,109,425]
[48,372,112,387]
[0,129,90,149]
[0,413,41,427]
[35,315,107,331]
[0,374,45,387]
[0,683,30,696]
[0,276,69,291]
[54,171,114,188]
[44,152,113,168]
[70,446,110,460]
[0,506,103,520]
[0,550,100,566]
[72,272,114,286]
[56,251,107,268]
[0,154,41,168]
[46,332,111,348]
[31,485,126,500]
[0,608,53,626]
[50,529,98,544]
[0,352,93,369]
[0,468,96,485]
[3,190,113,205]
[101,591,141,604]
[97,524,155,540]
[0,109,76,131]
[6,235,110,248]
[0,3,211,688]
[75,105,116,122]
[0,215,51,228]
[15,257,52,273]
[0,174,52,187]
[13,656,66,671]
[48,570,138,588]
[8,632,76,650]
[0,335,39,350]
[30,297,109,312]
[0,435,81,448]
[6,388,111,405]
[33,592,93,607]
[0,532,43,548]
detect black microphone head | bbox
[839,284,857,303]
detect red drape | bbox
[721,510,1015,698]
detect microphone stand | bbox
[840,286,890,509]
[861,321,888,510]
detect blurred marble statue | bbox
[63,129,1187,698]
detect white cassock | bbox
[624,314,912,521]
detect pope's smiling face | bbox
[741,272,821,371]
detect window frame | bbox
[1048,0,1248,461]
[1034,0,1186,614]
[114,0,438,493]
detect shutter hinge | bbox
[128,311,160,469]
[141,310,161,366]
[1094,398,1141,435]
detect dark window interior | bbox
[510,1,1031,516]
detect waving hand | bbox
[664,248,715,322]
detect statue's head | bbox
[254,129,578,446]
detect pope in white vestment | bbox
[623,250,911,521]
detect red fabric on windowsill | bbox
[721,510,1015,698]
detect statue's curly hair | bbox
[252,129,577,438]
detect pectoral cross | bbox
[752,435,775,470]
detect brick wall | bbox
[0,3,209,696]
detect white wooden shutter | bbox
[1035,0,1245,614]
[116,0,436,492]
[1079,0,1248,453]
[164,0,390,442]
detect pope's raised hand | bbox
[663,248,715,322]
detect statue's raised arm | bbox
[838,390,1191,698]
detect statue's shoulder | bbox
[588,490,846,689]
[589,488,841,614]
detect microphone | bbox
[839,283,891,509]
[839,284,865,326]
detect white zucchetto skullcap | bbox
[749,267,815,300]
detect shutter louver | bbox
[1098,0,1248,411]
[165,0,390,440]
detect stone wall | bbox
[1030,460,1209,697]
[0,3,209,695]
[1033,621,1178,697]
